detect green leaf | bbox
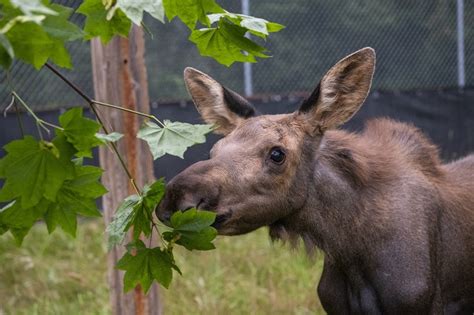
[190,18,268,66]
[116,240,175,291]
[9,0,57,17]
[0,198,52,244]
[42,4,84,42]
[10,228,29,245]
[5,21,70,69]
[113,0,165,25]
[141,179,166,210]
[0,2,76,69]
[77,0,132,44]
[0,136,75,208]
[95,132,123,143]
[107,179,165,248]
[164,209,217,251]
[0,199,49,229]
[266,21,285,33]
[137,120,212,159]
[163,0,223,29]
[207,13,285,39]
[106,194,141,248]
[59,108,103,158]
[190,12,284,65]
[62,165,107,199]
[170,208,216,232]
[0,225,8,235]
[44,204,77,236]
[0,33,14,68]
[127,180,166,240]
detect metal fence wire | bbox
[0,0,473,111]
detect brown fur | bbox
[157,48,474,314]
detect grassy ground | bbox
[0,220,324,315]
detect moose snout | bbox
[155,161,221,224]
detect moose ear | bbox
[184,67,256,135]
[298,47,375,134]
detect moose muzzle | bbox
[156,160,222,224]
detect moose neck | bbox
[273,129,389,260]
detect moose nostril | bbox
[156,210,172,224]
[196,199,205,210]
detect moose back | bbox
[157,48,474,314]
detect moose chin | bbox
[156,47,474,314]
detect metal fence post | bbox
[456,0,465,88]
[242,0,253,96]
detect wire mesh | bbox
[0,0,472,111]
[0,0,92,111]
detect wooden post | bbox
[90,25,161,315]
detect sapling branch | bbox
[44,63,142,196]
[92,100,165,127]
[152,223,167,247]
[14,103,25,137]
[3,72,24,136]
[11,91,64,137]
[3,95,15,117]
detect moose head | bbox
[156,47,376,235]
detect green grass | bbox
[0,220,324,315]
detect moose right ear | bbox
[184,67,256,135]
[298,47,375,134]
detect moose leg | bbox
[317,257,350,314]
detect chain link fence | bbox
[0,0,92,111]
[0,0,473,111]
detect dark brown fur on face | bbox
[157,48,474,314]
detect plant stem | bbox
[12,92,64,132]
[44,63,142,196]
[92,100,164,127]
[12,91,43,123]
[4,72,25,137]
[39,119,64,131]
[11,91,58,138]
[153,223,167,247]
[14,103,25,137]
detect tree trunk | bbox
[90,25,161,315]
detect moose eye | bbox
[269,147,286,164]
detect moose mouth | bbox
[211,209,233,229]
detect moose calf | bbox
[157,48,474,314]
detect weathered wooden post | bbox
[90,25,161,315]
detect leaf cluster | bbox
[107,179,217,290]
[0,108,108,244]
[0,0,283,68]
[0,0,283,295]
[0,0,82,68]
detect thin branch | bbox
[4,71,24,136]
[12,91,54,138]
[36,123,44,141]
[92,100,164,127]
[12,91,42,122]
[44,63,93,104]
[153,223,167,247]
[14,103,25,137]
[148,229,153,247]
[44,63,142,196]
[39,119,64,131]
[3,95,15,117]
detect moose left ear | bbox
[184,67,256,135]
[299,47,376,134]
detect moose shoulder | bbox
[156,48,474,314]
